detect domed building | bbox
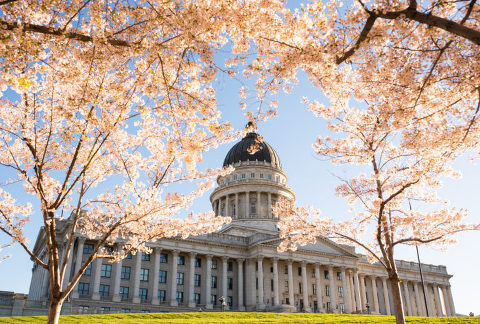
[24,128,456,317]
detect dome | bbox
[223,132,282,169]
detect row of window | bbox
[280,281,344,297]
[281,265,343,280]
[77,283,233,306]
[223,173,285,184]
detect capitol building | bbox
[25,130,456,316]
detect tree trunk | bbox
[48,297,64,324]
[389,275,406,324]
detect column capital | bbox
[272,257,279,263]
[77,237,86,244]
[222,256,229,262]
[237,258,245,264]
[171,249,179,255]
[206,254,213,260]
[257,256,264,262]
[287,259,293,265]
[189,251,197,257]
[301,260,307,266]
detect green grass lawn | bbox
[1,313,480,324]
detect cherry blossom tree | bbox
[0,1,287,323]
[273,103,479,323]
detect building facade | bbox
[27,131,456,316]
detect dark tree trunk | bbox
[389,274,406,324]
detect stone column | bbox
[169,250,179,306]
[301,261,311,312]
[367,276,377,314]
[441,285,451,316]
[267,193,272,218]
[215,200,219,216]
[112,245,124,302]
[71,238,85,299]
[359,274,366,311]
[287,260,294,307]
[272,258,280,306]
[257,257,265,309]
[382,277,391,315]
[413,281,423,316]
[235,193,239,219]
[353,270,362,312]
[424,283,433,316]
[225,195,229,217]
[342,268,351,313]
[237,259,245,311]
[91,258,102,300]
[257,192,261,217]
[188,252,196,307]
[446,285,455,316]
[433,284,443,316]
[221,257,228,309]
[315,264,322,312]
[348,270,356,312]
[328,266,337,313]
[132,252,142,303]
[403,280,413,316]
[205,255,213,309]
[245,192,249,218]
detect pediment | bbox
[259,236,358,258]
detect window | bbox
[227,296,233,306]
[299,283,302,294]
[326,285,330,296]
[141,252,150,261]
[126,252,132,259]
[260,173,264,178]
[250,202,256,214]
[227,277,233,290]
[241,174,246,179]
[211,294,217,305]
[99,284,110,297]
[233,174,237,180]
[337,272,342,280]
[298,267,302,276]
[338,286,343,297]
[271,279,274,290]
[256,278,258,289]
[100,307,110,314]
[139,288,148,301]
[159,270,167,283]
[83,243,94,254]
[194,293,201,305]
[194,258,202,267]
[158,289,166,302]
[211,260,217,269]
[284,265,288,274]
[176,291,184,303]
[327,302,332,312]
[312,270,316,278]
[104,246,114,255]
[101,264,112,278]
[78,282,89,295]
[121,266,131,280]
[160,253,168,263]
[79,305,89,313]
[84,264,92,276]
[313,284,317,295]
[121,308,130,313]
[276,176,279,183]
[120,286,129,299]
[141,310,149,313]
[211,276,217,288]
[324,270,329,279]
[267,174,272,180]
[140,268,149,281]
[227,261,233,272]
[250,173,255,178]
[176,272,184,285]
[194,274,201,287]
[285,281,289,292]
[340,303,345,314]
[177,255,185,265]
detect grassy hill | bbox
[1,312,480,323]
